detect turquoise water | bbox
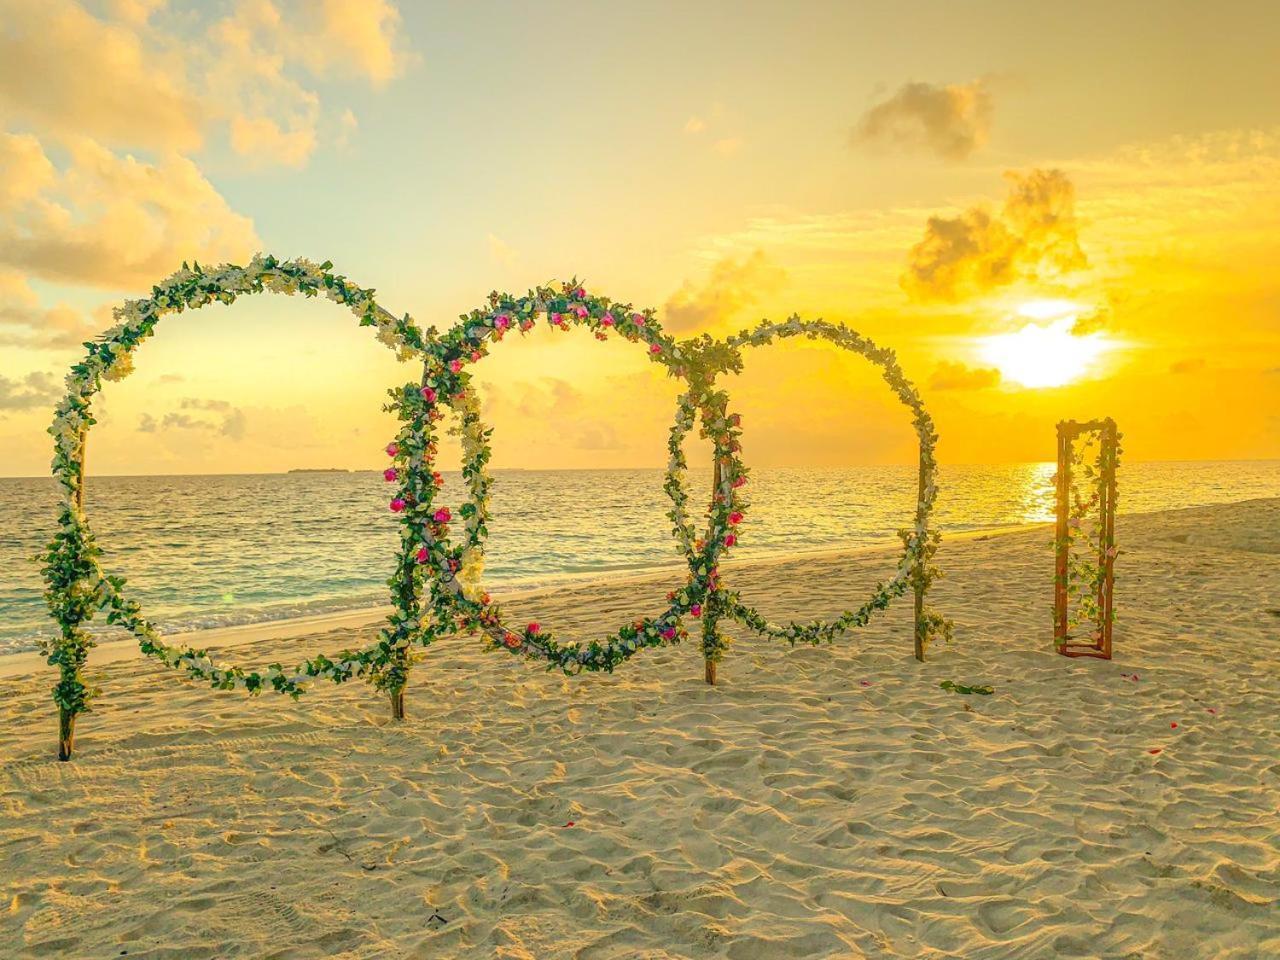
[1,461,1276,655]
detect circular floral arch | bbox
[666,317,948,664]
[383,280,748,673]
[41,256,464,739]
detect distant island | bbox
[287,468,351,474]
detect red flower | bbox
[421,386,437,403]
[503,633,521,649]
[389,498,406,512]
[383,467,398,482]
[416,547,429,563]
[728,511,743,525]
[724,533,736,547]
[526,622,541,635]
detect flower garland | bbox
[40,255,459,726]
[667,317,951,659]
[383,281,748,674]
[1054,421,1121,643]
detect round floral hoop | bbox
[667,317,946,654]
[40,255,472,726]
[383,280,749,674]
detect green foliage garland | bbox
[666,317,951,659]
[387,281,748,673]
[40,256,453,723]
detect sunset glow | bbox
[978,315,1114,389]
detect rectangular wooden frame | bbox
[1054,418,1118,659]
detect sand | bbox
[1,499,1277,959]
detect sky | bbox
[1,0,1277,476]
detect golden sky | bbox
[1,0,1277,475]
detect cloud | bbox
[576,422,625,451]
[487,233,521,271]
[0,371,61,412]
[684,116,706,135]
[143,398,247,438]
[0,0,205,152]
[854,80,992,161]
[664,251,787,333]
[0,270,101,347]
[0,0,412,169]
[928,361,1001,391]
[1169,358,1206,374]
[902,168,1088,302]
[0,135,259,290]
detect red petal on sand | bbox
[562,821,575,828]
[1171,722,1178,729]
[859,680,872,687]
[1148,748,1163,755]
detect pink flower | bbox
[573,305,588,318]
[386,443,398,456]
[649,343,661,355]
[728,414,741,426]
[550,312,564,325]
[631,313,645,325]
[383,467,398,482]
[416,546,429,563]
[661,626,677,640]
[389,498,406,512]
[732,476,747,488]
[574,287,585,298]
[421,386,437,403]
[601,313,615,326]
[448,359,463,374]
[433,507,451,523]
[494,314,511,331]
[526,622,541,635]
[724,533,737,547]
[690,604,702,618]
[728,511,743,525]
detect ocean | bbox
[1,461,1276,657]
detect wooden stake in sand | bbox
[913,443,927,663]
[1054,418,1119,659]
[704,458,723,686]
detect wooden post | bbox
[1053,422,1071,646]
[389,688,406,720]
[1098,418,1117,659]
[704,458,724,685]
[58,708,75,762]
[913,444,927,662]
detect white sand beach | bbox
[1,499,1277,959]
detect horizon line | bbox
[2,456,1278,481]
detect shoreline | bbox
[0,520,1044,681]
[4,495,1274,681]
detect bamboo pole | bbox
[704,458,723,685]
[913,444,927,662]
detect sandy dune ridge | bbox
[1,499,1277,958]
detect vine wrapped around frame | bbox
[666,317,952,666]
[39,255,469,758]
[383,280,750,674]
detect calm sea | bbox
[1,462,1276,657]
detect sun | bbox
[977,302,1112,388]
